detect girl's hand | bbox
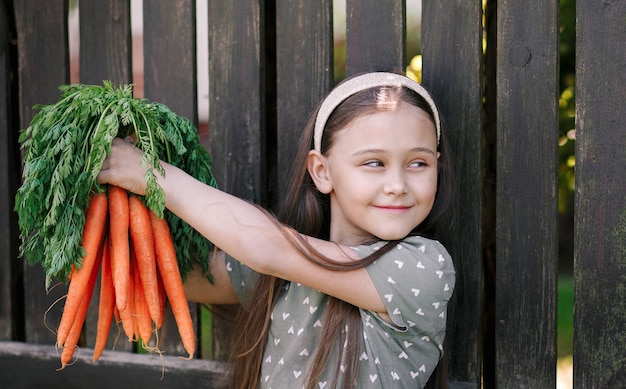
[97,137,149,195]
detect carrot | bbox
[56,192,108,348]
[128,195,163,328]
[132,248,154,344]
[150,210,195,359]
[108,185,130,311]
[117,256,137,342]
[93,234,115,361]
[156,268,166,329]
[112,306,122,348]
[58,234,103,370]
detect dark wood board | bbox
[422,1,484,386]
[573,1,626,386]
[494,0,559,386]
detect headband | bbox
[313,72,441,152]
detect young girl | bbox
[97,71,455,388]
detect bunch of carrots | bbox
[57,186,195,370]
[14,82,217,371]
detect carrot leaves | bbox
[15,82,217,286]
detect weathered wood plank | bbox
[495,0,558,386]
[143,0,197,123]
[143,0,202,358]
[422,1,484,387]
[0,341,227,389]
[13,0,69,345]
[574,1,626,386]
[78,0,132,86]
[208,0,263,202]
[274,0,333,195]
[207,0,263,361]
[345,0,405,75]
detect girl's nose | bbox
[383,169,408,195]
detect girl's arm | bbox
[98,139,387,316]
[183,250,240,305]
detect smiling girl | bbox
[98,72,456,388]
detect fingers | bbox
[112,136,134,148]
[96,168,112,185]
[97,138,146,193]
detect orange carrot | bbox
[150,211,195,359]
[117,256,137,342]
[128,195,163,328]
[108,185,130,311]
[93,235,115,361]
[130,249,152,344]
[58,235,103,370]
[56,192,108,348]
[156,268,166,329]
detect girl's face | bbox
[315,102,439,246]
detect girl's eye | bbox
[364,160,383,167]
[409,160,427,168]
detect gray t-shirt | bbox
[226,235,455,388]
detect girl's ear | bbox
[307,150,332,194]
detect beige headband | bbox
[313,72,441,152]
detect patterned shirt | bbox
[226,235,455,388]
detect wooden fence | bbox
[1,1,625,388]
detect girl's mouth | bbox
[375,205,412,213]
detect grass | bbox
[557,274,574,389]
[200,305,213,360]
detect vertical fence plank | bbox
[274,0,333,196]
[208,0,263,203]
[144,0,197,123]
[78,0,134,353]
[207,0,263,361]
[422,1,483,387]
[495,0,558,386]
[14,0,69,346]
[344,0,404,75]
[0,0,19,342]
[574,2,626,386]
[143,0,201,358]
[345,0,404,75]
[79,0,132,87]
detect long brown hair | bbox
[228,76,454,389]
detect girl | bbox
[98,71,455,388]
